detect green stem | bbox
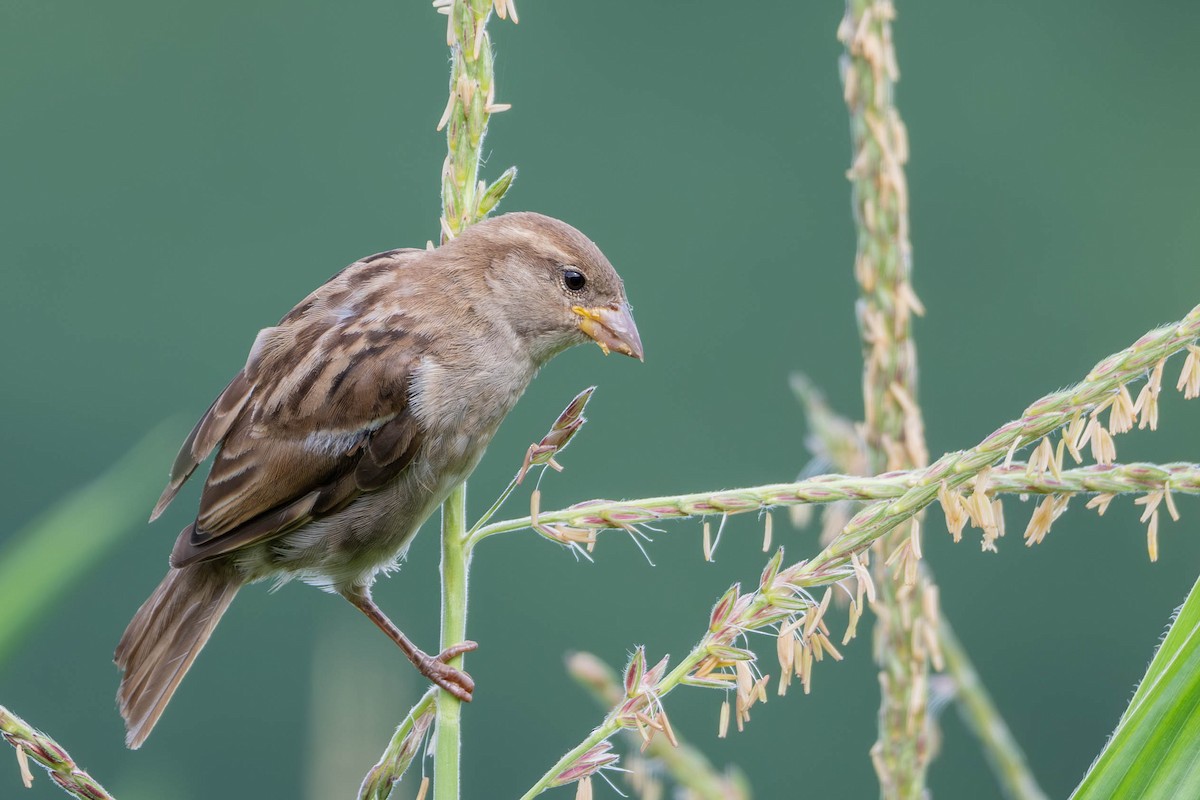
[426,0,514,794]
[434,483,470,800]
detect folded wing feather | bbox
[151,251,429,568]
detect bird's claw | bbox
[420,641,478,701]
[437,640,478,662]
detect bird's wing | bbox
[152,249,432,567]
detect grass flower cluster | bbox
[1,705,113,800]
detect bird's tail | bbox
[115,563,239,748]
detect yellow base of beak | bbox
[572,304,644,361]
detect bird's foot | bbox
[418,641,478,702]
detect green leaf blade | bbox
[1072,573,1200,800]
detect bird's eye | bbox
[562,268,587,292]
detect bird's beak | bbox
[572,303,644,361]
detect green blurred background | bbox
[3,1,1200,797]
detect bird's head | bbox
[450,211,643,364]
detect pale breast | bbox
[409,350,534,435]
[235,349,537,593]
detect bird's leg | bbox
[342,588,477,702]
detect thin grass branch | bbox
[840,0,935,790]
[472,461,1200,546]
[1,705,113,800]
[436,0,517,243]
[359,688,438,800]
[813,302,1200,569]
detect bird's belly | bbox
[239,433,486,593]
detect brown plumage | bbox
[116,212,642,748]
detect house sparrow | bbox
[115,212,642,748]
